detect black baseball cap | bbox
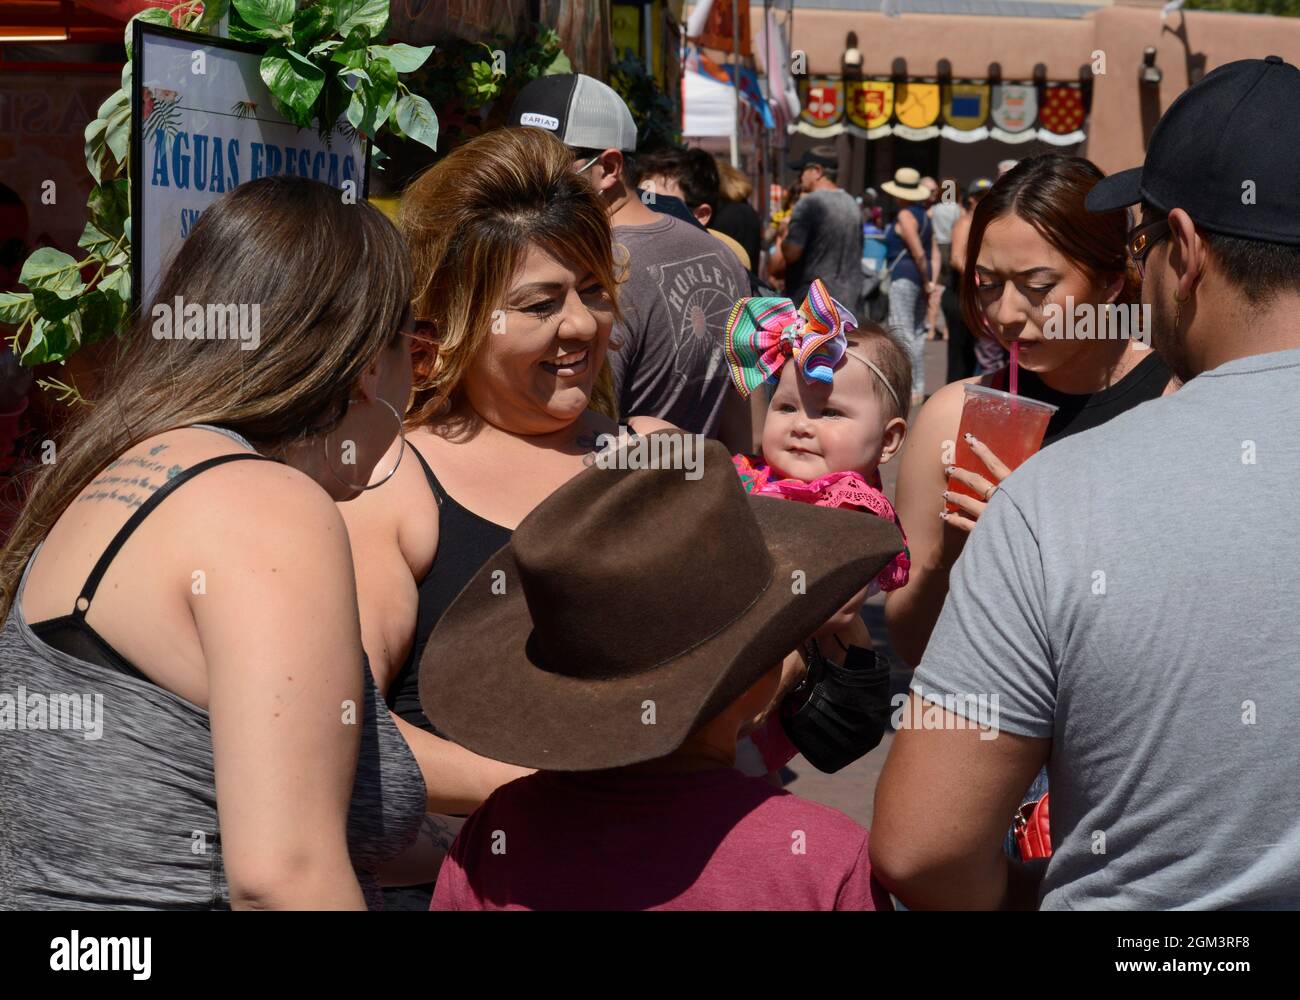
[1087,56,1300,245]
[508,73,638,153]
[789,146,837,172]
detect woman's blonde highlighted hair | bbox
[400,126,622,427]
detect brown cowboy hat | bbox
[418,433,903,771]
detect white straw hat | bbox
[881,167,929,202]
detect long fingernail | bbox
[941,491,950,499]
[964,432,975,443]
[944,466,955,476]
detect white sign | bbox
[132,23,367,306]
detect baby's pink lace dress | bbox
[732,454,910,593]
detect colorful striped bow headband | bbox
[723,279,855,397]
[723,279,900,411]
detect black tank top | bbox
[380,446,513,912]
[991,351,1172,447]
[387,445,512,734]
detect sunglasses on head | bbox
[1126,216,1171,278]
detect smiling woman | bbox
[337,126,675,909]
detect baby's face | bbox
[762,354,888,481]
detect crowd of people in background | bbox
[5,55,1300,912]
[765,152,1019,396]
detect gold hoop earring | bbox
[324,397,406,492]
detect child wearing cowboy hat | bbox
[423,434,902,910]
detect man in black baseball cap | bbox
[1086,55,1300,383]
[788,147,838,174]
[873,57,1300,911]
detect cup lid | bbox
[962,383,1060,415]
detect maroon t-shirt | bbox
[430,767,892,911]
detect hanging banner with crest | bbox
[892,81,940,141]
[845,80,894,139]
[795,77,844,137]
[1037,84,1086,145]
[781,75,1086,144]
[989,83,1038,143]
[940,82,990,143]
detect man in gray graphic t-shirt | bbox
[776,146,863,309]
[610,216,748,438]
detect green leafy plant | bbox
[610,49,679,152]
[227,0,438,154]
[4,0,440,390]
[403,24,570,154]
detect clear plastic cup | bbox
[945,385,1058,513]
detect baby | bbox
[724,278,913,775]
[725,277,912,601]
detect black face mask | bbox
[779,638,891,774]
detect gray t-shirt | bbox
[784,187,864,309]
[915,347,1300,909]
[611,216,749,437]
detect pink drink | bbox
[945,385,1057,512]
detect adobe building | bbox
[750,0,1300,195]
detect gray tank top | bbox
[0,428,426,909]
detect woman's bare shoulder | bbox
[915,375,984,432]
[165,455,355,584]
[128,429,341,530]
[337,429,439,580]
[896,375,993,490]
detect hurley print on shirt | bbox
[648,251,744,382]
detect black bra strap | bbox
[73,452,279,616]
[407,443,444,506]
